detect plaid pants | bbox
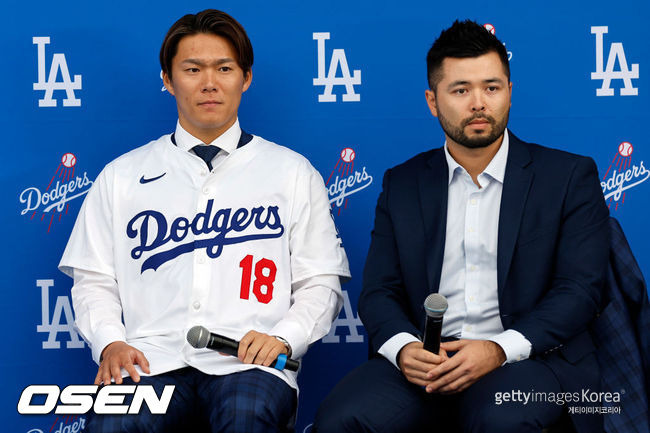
[84,367,296,433]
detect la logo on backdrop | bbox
[601,141,648,211]
[33,37,82,107]
[313,32,361,102]
[591,26,639,96]
[35,279,85,350]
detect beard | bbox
[437,111,509,149]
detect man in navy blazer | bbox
[315,20,609,433]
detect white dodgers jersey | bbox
[59,131,350,388]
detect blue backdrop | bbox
[4,1,648,432]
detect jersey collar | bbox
[173,119,242,155]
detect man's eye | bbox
[487,86,498,92]
[455,89,467,95]
[219,66,232,72]
[186,68,200,73]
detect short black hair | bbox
[160,9,253,80]
[426,20,510,90]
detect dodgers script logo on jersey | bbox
[600,141,648,211]
[326,147,373,216]
[33,37,82,107]
[19,153,93,233]
[313,32,361,102]
[127,201,285,272]
[591,26,639,96]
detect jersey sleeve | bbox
[288,160,351,283]
[71,268,126,363]
[59,165,125,363]
[59,165,115,278]
[269,159,350,358]
[269,274,342,359]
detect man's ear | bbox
[162,71,175,96]
[425,89,439,118]
[242,69,252,93]
[508,80,513,108]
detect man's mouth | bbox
[198,100,222,106]
[465,116,492,127]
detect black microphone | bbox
[186,326,300,372]
[422,294,448,354]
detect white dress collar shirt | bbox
[174,118,241,171]
[439,129,508,340]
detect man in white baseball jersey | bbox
[59,9,349,433]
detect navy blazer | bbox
[359,132,610,432]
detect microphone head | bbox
[424,293,448,318]
[187,325,210,349]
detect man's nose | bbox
[201,70,218,92]
[470,92,485,112]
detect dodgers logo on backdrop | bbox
[326,147,373,216]
[483,23,513,61]
[591,26,639,96]
[36,279,85,349]
[600,141,648,210]
[313,32,361,102]
[26,415,86,433]
[19,153,93,233]
[33,37,82,107]
[127,201,284,272]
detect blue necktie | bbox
[192,145,220,171]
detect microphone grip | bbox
[206,334,240,357]
[206,334,299,371]
[423,316,443,354]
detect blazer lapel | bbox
[419,149,449,294]
[497,134,533,300]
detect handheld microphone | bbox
[186,326,300,372]
[422,294,448,354]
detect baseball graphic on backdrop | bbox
[341,147,356,163]
[618,142,633,157]
[61,152,77,168]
